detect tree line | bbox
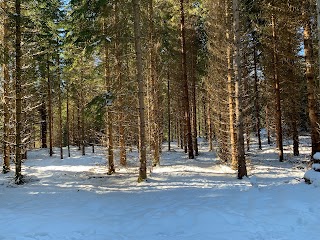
[0,0,319,184]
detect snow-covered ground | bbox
[0,136,319,240]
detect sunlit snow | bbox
[0,136,318,240]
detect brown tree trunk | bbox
[40,101,47,148]
[57,53,63,159]
[265,105,271,145]
[253,45,262,150]
[303,0,320,158]
[66,81,71,157]
[253,43,262,150]
[233,0,247,179]
[103,18,115,174]
[47,54,54,157]
[2,2,11,173]
[167,70,171,151]
[15,0,23,184]
[191,49,199,156]
[272,15,284,162]
[114,3,127,167]
[149,0,161,166]
[133,0,147,181]
[180,0,194,159]
[226,0,237,169]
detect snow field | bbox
[0,137,319,240]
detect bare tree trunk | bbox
[57,53,63,159]
[317,0,320,85]
[265,105,271,145]
[207,106,213,151]
[77,101,81,150]
[66,81,71,157]
[180,0,194,159]
[40,101,47,148]
[202,86,208,140]
[167,70,171,151]
[191,51,199,156]
[226,0,237,169]
[149,0,161,166]
[114,3,127,167]
[103,18,115,174]
[2,2,11,173]
[292,119,299,156]
[303,0,320,158]
[233,0,247,179]
[47,54,54,157]
[133,0,147,181]
[15,0,23,184]
[271,15,283,162]
[253,45,262,150]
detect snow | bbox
[312,163,320,171]
[0,137,319,240]
[313,152,320,160]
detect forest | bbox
[0,0,320,185]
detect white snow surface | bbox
[313,152,320,160]
[0,137,319,240]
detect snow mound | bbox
[313,152,320,160]
[304,169,320,185]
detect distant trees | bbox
[1,0,320,183]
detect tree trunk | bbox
[293,119,299,156]
[103,18,115,174]
[2,2,11,173]
[167,70,171,151]
[265,105,271,145]
[77,101,81,150]
[80,68,85,156]
[233,0,247,179]
[40,101,47,148]
[149,0,161,166]
[180,0,194,159]
[66,81,71,157]
[133,0,147,181]
[207,106,213,151]
[272,15,284,162]
[303,0,320,158]
[15,0,23,184]
[47,54,54,157]
[317,0,320,86]
[225,0,237,168]
[114,4,127,167]
[253,44,262,150]
[191,49,199,156]
[57,53,63,159]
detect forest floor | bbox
[0,134,319,240]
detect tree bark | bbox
[15,0,23,184]
[303,0,320,158]
[191,47,199,156]
[180,0,194,159]
[226,0,237,169]
[271,15,284,162]
[103,18,115,174]
[47,54,54,157]
[167,70,171,151]
[57,53,63,159]
[149,0,161,166]
[253,44,262,150]
[40,101,47,148]
[66,81,71,157]
[133,0,147,181]
[2,1,11,173]
[233,0,247,179]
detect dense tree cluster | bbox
[0,0,320,183]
